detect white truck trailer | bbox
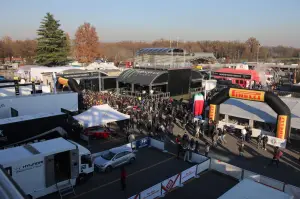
[0,138,94,199]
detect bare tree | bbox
[74,23,100,64]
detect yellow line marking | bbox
[72,156,175,199]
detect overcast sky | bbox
[1,0,300,47]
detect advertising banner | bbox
[267,135,286,148]
[136,137,150,149]
[140,183,161,199]
[276,115,287,139]
[229,88,265,102]
[209,104,216,121]
[180,165,197,183]
[161,173,181,195]
[212,72,252,79]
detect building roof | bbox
[220,97,300,129]
[0,138,76,165]
[136,48,184,56]
[117,69,168,86]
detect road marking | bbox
[72,156,175,199]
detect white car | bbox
[94,147,136,172]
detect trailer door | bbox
[45,155,55,187]
[70,149,79,179]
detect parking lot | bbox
[165,171,238,199]
[43,147,195,199]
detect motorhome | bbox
[0,138,94,199]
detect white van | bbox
[0,138,94,199]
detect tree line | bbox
[0,13,300,66]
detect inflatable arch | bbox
[56,77,82,93]
[209,88,291,139]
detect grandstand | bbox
[134,48,216,69]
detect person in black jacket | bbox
[262,135,268,150]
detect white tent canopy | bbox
[73,104,129,128]
[218,179,292,199]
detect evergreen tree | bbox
[36,13,68,66]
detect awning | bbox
[117,69,168,86]
[73,104,129,128]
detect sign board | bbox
[276,115,287,139]
[161,173,181,194]
[212,72,252,79]
[209,104,216,121]
[136,137,150,149]
[267,135,286,148]
[140,183,161,199]
[181,165,197,183]
[63,72,101,78]
[229,88,265,102]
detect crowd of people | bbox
[82,90,287,167]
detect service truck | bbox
[0,137,94,199]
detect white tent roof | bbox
[220,97,300,129]
[218,179,292,199]
[73,104,129,128]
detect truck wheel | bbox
[105,166,112,173]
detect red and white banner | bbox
[140,183,161,199]
[181,165,197,183]
[161,173,181,194]
[128,194,140,199]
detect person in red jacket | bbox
[120,166,127,191]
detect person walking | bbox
[263,135,268,150]
[238,143,245,157]
[204,142,210,157]
[268,147,283,168]
[241,127,247,142]
[257,134,262,149]
[176,135,182,159]
[120,166,127,191]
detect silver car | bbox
[94,147,136,172]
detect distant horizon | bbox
[1,0,300,47]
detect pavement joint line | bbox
[72,156,175,199]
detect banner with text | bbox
[267,135,287,148]
[140,183,161,199]
[161,173,181,195]
[181,165,197,183]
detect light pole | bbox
[256,43,260,65]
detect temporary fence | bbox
[128,158,210,199]
[284,184,300,199]
[210,158,243,181]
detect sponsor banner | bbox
[136,137,150,149]
[161,173,181,194]
[277,115,287,139]
[212,72,252,79]
[181,165,197,183]
[229,88,265,102]
[128,194,140,199]
[260,175,285,191]
[140,183,161,199]
[196,159,210,174]
[209,104,216,121]
[150,138,164,151]
[267,135,286,148]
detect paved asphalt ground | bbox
[43,121,300,199]
[43,148,196,199]
[165,171,238,199]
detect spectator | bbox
[120,166,127,191]
[205,142,210,157]
[239,143,245,157]
[263,135,268,150]
[257,134,263,149]
[268,147,283,168]
[241,127,247,142]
